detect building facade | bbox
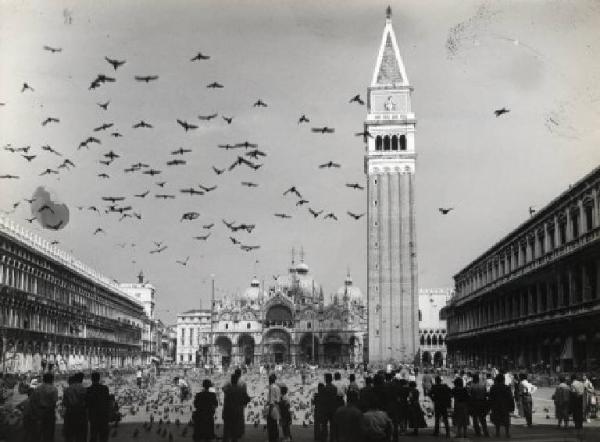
[445,165,600,372]
[365,7,419,364]
[418,288,451,367]
[119,277,160,363]
[177,252,367,368]
[0,216,145,373]
[176,309,211,364]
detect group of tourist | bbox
[19,372,113,442]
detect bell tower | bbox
[365,6,418,364]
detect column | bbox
[557,274,564,307]
[596,259,600,299]
[567,268,575,305]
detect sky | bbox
[0,0,599,325]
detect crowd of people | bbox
[0,363,597,442]
[16,371,116,442]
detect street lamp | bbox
[210,274,215,368]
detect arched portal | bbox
[265,305,293,328]
[324,334,343,364]
[299,333,319,363]
[263,329,291,364]
[349,336,361,364]
[238,334,255,366]
[422,350,432,366]
[215,336,233,368]
[434,351,444,367]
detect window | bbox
[383,136,390,151]
[225,323,229,329]
[391,135,398,150]
[375,136,382,151]
[247,323,251,329]
[571,210,580,238]
[585,205,594,231]
[418,310,422,321]
[558,222,566,245]
[307,322,312,329]
[548,228,555,251]
[399,135,407,150]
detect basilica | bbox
[177,251,367,367]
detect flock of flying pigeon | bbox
[1,43,512,267]
[0,45,384,266]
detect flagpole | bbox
[312,280,315,363]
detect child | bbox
[279,385,292,442]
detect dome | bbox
[337,272,363,305]
[241,277,263,303]
[296,262,309,274]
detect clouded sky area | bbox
[1,0,599,325]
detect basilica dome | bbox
[336,272,363,305]
[274,255,322,302]
[241,277,263,304]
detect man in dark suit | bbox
[86,372,110,442]
[429,375,452,437]
[322,372,340,442]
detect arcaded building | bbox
[445,165,600,372]
[186,252,367,368]
[0,216,145,372]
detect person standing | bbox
[469,373,490,436]
[358,377,376,413]
[86,372,110,442]
[569,374,585,430]
[313,383,325,441]
[489,374,514,438]
[136,367,143,388]
[62,372,87,442]
[518,373,537,427]
[333,390,362,442]
[582,374,594,423]
[279,385,292,442]
[193,379,218,442]
[266,373,281,442]
[360,400,392,442]
[347,374,360,400]
[421,370,433,398]
[18,387,39,442]
[406,381,426,436]
[322,373,340,442]
[430,376,451,438]
[451,378,470,439]
[222,372,250,442]
[31,372,58,442]
[551,376,571,428]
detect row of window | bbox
[374,135,407,151]
[0,262,141,322]
[457,201,597,297]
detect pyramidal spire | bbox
[371,6,409,87]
